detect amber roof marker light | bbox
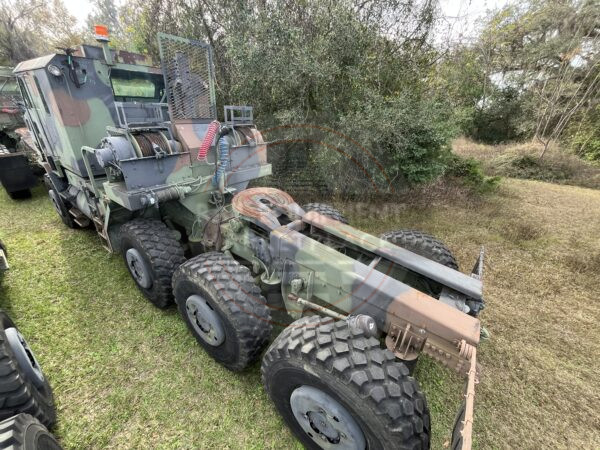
[94,24,110,42]
[94,24,114,65]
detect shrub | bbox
[444,154,500,192]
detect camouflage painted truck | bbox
[0,66,38,198]
[14,28,485,449]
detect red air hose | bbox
[197,120,220,160]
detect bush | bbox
[564,105,600,163]
[493,153,574,182]
[468,88,526,144]
[453,138,600,190]
[445,154,500,192]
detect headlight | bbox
[47,64,62,77]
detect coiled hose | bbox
[197,120,220,160]
[212,134,230,192]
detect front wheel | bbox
[7,189,31,200]
[120,219,186,308]
[262,316,430,449]
[47,189,76,229]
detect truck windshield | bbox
[110,69,165,103]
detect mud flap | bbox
[451,348,478,450]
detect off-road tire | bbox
[173,252,272,371]
[302,203,349,224]
[0,312,56,428]
[0,413,61,449]
[120,219,185,309]
[380,230,459,270]
[262,316,430,449]
[47,189,75,229]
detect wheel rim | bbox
[5,328,45,387]
[290,385,366,449]
[185,295,225,346]
[125,248,152,289]
[48,190,64,217]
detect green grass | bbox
[1,180,599,448]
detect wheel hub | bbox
[290,385,366,449]
[5,327,45,387]
[125,248,152,289]
[185,295,225,346]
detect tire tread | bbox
[173,252,272,371]
[262,316,430,449]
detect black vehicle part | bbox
[0,413,62,449]
[302,203,349,224]
[0,151,36,198]
[120,218,186,309]
[262,316,430,450]
[0,312,56,428]
[172,252,272,371]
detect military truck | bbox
[15,27,485,449]
[0,67,38,198]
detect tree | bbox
[0,0,44,65]
[122,0,449,194]
[86,0,126,47]
[477,0,600,156]
[0,0,83,65]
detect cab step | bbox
[68,207,90,227]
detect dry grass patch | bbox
[342,178,600,449]
[0,178,599,448]
[453,137,600,189]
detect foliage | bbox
[85,0,128,49]
[563,103,600,162]
[0,0,84,65]
[469,87,526,144]
[454,0,600,153]
[453,137,600,189]
[444,154,500,192]
[123,0,469,194]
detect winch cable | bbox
[197,120,220,160]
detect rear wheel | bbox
[380,230,459,372]
[0,312,56,428]
[172,252,272,371]
[379,230,458,270]
[262,316,430,449]
[302,203,349,224]
[120,219,185,309]
[0,413,61,449]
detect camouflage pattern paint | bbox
[15,34,483,448]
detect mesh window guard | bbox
[157,33,217,121]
